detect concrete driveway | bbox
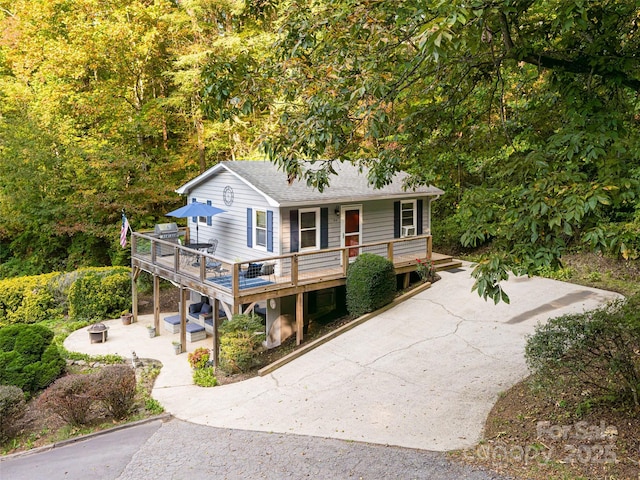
[65,263,621,452]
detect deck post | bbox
[296,292,304,345]
[179,287,187,353]
[342,249,349,276]
[131,267,139,323]
[387,241,394,263]
[292,255,299,286]
[153,275,160,333]
[427,235,432,260]
[212,298,219,367]
[232,263,240,298]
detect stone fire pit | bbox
[88,323,109,343]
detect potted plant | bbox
[147,325,156,338]
[172,341,182,355]
[120,310,133,325]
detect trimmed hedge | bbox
[0,267,132,326]
[346,253,396,317]
[0,324,65,396]
[0,272,62,325]
[67,267,131,321]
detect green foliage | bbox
[525,295,640,409]
[470,256,511,305]
[346,253,396,317]
[192,367,218,387]
[188,347,210,370]
[243,0,640,303]
[95,365,137,420]
[535,265,573,282]
[0,385,26,444]
[0,324,65,396]
[67,267,131,321]
[218,314,265,375]
[0,273,64,326]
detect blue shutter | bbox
[320,208,328,249]
[267,210,274,252]
[290,210,299,253]
[246,208,253,247]
[393,201,400,238]
[191,198,197,223]
[206,200,213,226]
[417,199,423,235]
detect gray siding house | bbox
[132,160,453,352]
[175,161,444,267]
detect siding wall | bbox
[188,170,433,271]
[188,171,280,262]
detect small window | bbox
[401,200,416,237]
[255,210,267,248]
[299,208,319,250]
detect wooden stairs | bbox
[431,252,463,272]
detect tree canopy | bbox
[202,0,640,302]
[1,0,639,303]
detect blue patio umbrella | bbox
[166,202,225,244]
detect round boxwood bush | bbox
[346,253,396,317]
[0,324,65,396]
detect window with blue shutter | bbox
[320,208,328,249]
[267,210,274,252]
[393,201,401,238]
[290,209,299,252]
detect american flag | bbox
[120,213,130,248]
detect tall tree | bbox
[224,0,640,302]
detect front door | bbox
[341,205,362,260]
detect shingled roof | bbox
[176,161,443,207]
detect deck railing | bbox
[131,230,432,297]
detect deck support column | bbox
[179,287,188,353]
[131,267,139,323]
[153,275,160,333]
[295,292,304,346]
[212,298,220,367]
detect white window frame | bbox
[254,209,267,250]
[401,200,417,237]
[299,208,320,251]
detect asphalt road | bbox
[1,417,511,480]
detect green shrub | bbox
[67,267,131,321]
[525,294,640,409]
[192,367,218,387]
[218,314,265,375]
[95,365,136,419]
[346,253,396,317]
[0,385,26,443]
[0,324,65,395]
[0,272,62,326]
[38,374,96,426]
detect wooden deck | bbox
[130,231,461,348]
[131,232,458,306]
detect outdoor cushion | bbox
[200,303,212,314]
[245,263,263,279]
[189,302,203,314]
[186,323,205,333]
